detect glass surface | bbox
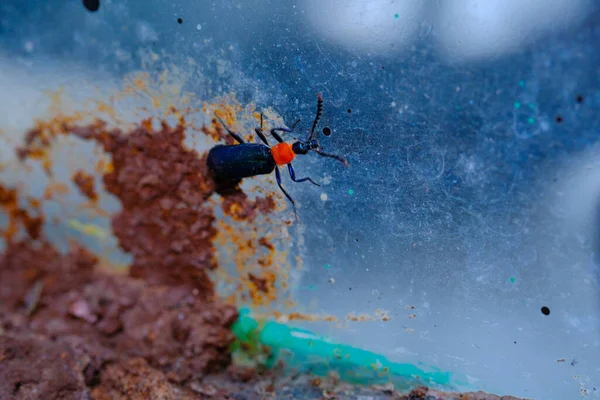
[1,1,599,399]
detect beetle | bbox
[207,93,348,219]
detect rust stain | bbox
[375,309,393,322]
[258,237,274,252]
[4,69,325,326]
[72,170,98,202]
[346,312,376,322]
[13,95,291,313]
[272,311,340,323]
[0,185,43,244]
[248,273,268,294]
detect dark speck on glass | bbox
[82,0,100,12]
[322,127,332,136]
[177,18,183,24]
[541,306,550,316]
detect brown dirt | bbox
[0,186,43,244]
[68,120,220,293]
[0,114,529,400]
[1,116,261,399]
[0,334,88,400]
[72,170,98,202]
[90,357,197,400]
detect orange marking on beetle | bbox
[271,142,296,166]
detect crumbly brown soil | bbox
[0,117,528,400]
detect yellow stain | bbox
[67,219,109,240]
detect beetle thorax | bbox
[271,142,296,165]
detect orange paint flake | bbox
[28,199,41,208]
[0,185,43,244]
[375,309,393,322]
[248,272,269,294]
[214,216,287,308]
[96,101,118,121]
[95,159,114,175]
[43,183,70,200]
[224,201,245,221]
[346,312,376,322]
[166,105,187,127]
[141,118,154,132]
[72,170,98,202]
[202,96,260,145]
[272,311,340,323]
[16,114,104,168]
[258,237,274,251]
[133,73,149,91]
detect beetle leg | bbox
[271,118,301,143]
[270,129,284,143]
[253,114,273,145]
[254,128,270,146]
[275,167,298,221]
[215,113,245,144]
[287,163,320,186]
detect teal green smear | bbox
[528,117,535,124]
[325,264,331,269]
[514,101,521,109]
[231,308,470,392]
[348,189,355,195]
[510,276,516,283]
[394,13,399,18]
[518,80,525,87]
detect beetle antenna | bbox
[307,93,323,142]
[313,148,349,167]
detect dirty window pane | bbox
[0,1,598,399]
